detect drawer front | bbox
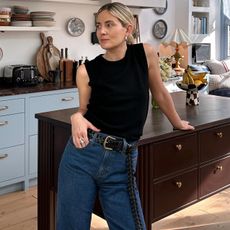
[154,134,198,178]
[0,113,24,148]
[200,155,230,198]
[153,169,198,219]
[0,98,24,116]
[200,124,230,162]
[0,145,25,183]
[29,135,38,176]
[29,91,78,135]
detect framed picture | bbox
[153,0,168,15]
[152,19,168,39]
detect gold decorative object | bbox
[162,28,192,75]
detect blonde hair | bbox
[96,2,136,44]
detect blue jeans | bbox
[56,135,146,230]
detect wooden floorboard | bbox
[0,186,230,230]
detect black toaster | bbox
[3,65,40,86]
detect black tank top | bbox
[84,43,149,141]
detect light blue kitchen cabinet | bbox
[0,97,25,194]
[28,89,78,179]
[0,88,78,195]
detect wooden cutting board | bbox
[44,36,60,72]
[36,32,48,80]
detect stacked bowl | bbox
[11,5,32,27]
[0,7,11,26]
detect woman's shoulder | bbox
[142,43,155,54]
[142,43,158,62]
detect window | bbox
[221,0,230,59]
[228,25,230,56]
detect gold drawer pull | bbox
[176,144,182,151]
[214,165,223,174]
[0,105,8,111]
[175,181,182,188]
[0,154,8,159]
[216,132,223,138]
[0,121,8,126]
[216,165,223,171]
[61,97,74,102]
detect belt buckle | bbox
[103,135,116,150]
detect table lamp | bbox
[162,28,192,74]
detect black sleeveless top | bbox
[84,43,149,141]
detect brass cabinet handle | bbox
[0,121,8,126]
[216,132,223,138]
[214,165,223,174]
[176,144,182,151]
[216,165,223,171]
[61,97,74,101]
[0,105,8,111]
[175,181,182,188]
[0,154,8,159]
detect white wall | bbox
[0,0,178,76]
[5,0,219,77]
[0,1,100,76]
[132,0,176,50]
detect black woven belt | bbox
[88,130,135,154]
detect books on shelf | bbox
[192,15,207,34]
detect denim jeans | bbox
[56,135,146,230]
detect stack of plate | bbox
[30,11,56,27]
[11,5,32,27]
[0,7,11,26]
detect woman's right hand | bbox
[71,112,100,148]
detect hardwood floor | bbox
[0,187,230,230]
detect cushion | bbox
[188,64,209,72]
[209,71,230,91]
[209,88,230,97]
[204,59,230,74]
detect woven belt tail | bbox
[126,150,144,230]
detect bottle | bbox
[59,48,65,82]
[64,48,74,82]
[78,56,84,66]
[84,56,89,63]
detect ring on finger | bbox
[79,137,84,145]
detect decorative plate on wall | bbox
[152,19,167,39]
[67,17,85,37]
[153,0,168,15]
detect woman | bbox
[57,2,194,230]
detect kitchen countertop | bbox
[0,81,76,97]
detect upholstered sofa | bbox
[203,59,230,97]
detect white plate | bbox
[31,11,55,16]
[32,20,56,27]
[11,21,32,27]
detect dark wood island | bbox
[36,92,230,230]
